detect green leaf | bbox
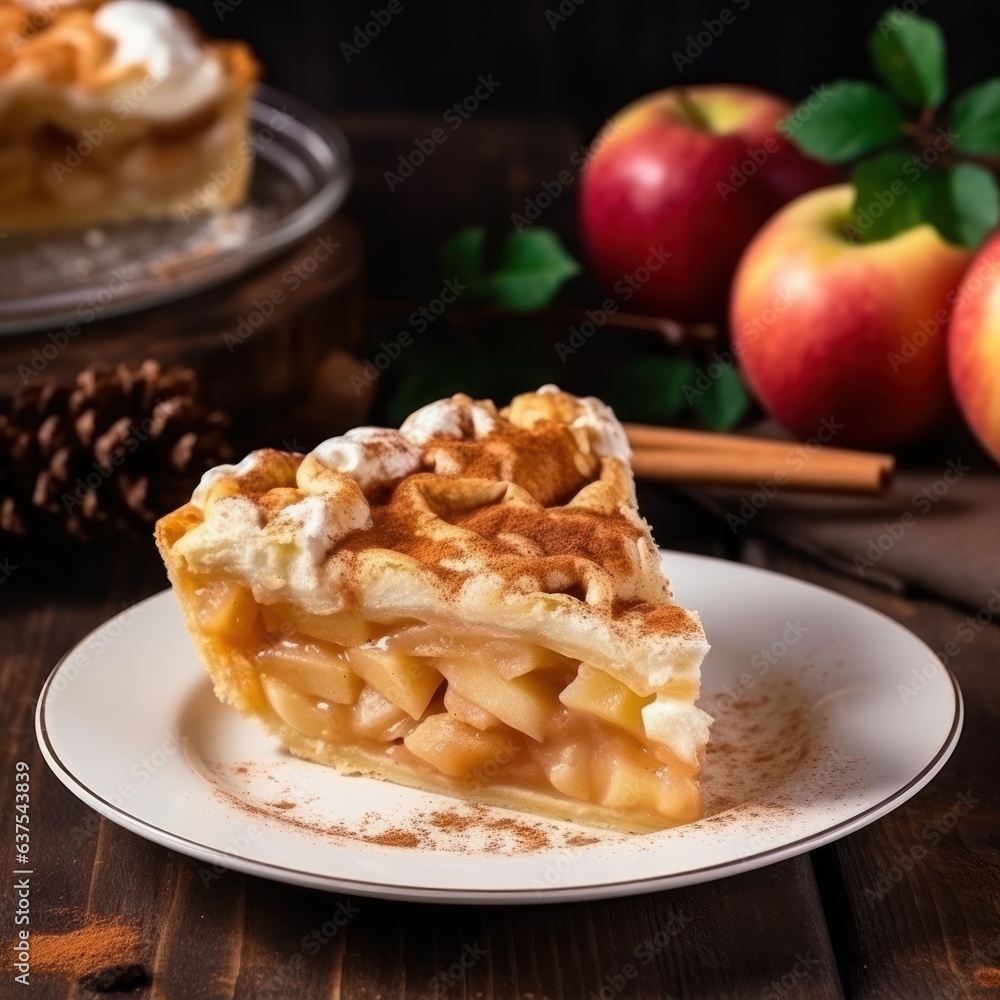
[785,81,905,163]
[690,364,751,431]
[952,78,1000,154]
[438,226,488,292]
[601,356,697,425]
[930,163,1000,247]
[848,152,932,242]
[488,229,580,311]
[868,11,946,108]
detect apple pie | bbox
[0,0,258,230]
[156,387,712,832]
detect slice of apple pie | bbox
[0,0,258,230]
[156,387,712,832]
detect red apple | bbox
[579,84,837,322]
[948,232,1000,463]
[731,185,973,448]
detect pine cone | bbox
[0,361,232,542]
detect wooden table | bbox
[4,115,1000,999]
[4,486,997,1000]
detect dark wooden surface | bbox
[3,115,1000,999]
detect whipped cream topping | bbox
[400,394,499,445]
[190,451,270,510]
[93,0,226,120]
[300,428,423,498]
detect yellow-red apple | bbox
[579,85,837,322]
[731,185,973,448]
[948,233,1000,463]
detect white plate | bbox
[36,552,962,904]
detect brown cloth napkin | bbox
[690,425,1000,615]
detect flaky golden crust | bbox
[158,390,708,691]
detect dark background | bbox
[181,0,995,133]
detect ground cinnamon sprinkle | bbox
[565,834,600,846]
[974,967,1000,987]
[363,828,421,848]
[25,913,144,979]
[428,809,475,832]
[482,816,550,852]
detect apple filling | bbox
[189,577,702,831]
[0,102,249,230]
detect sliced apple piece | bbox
[443,686,500,731]
[351,686,416,742]
[434,660,557,742]
[388,627,570,680]
[271,604,373,648]
[192,579,258,643]
[559,664,653,741]
[347,645,443,719]
[595,737,700,823]
[404,714,516,778]
[254,638,363,706]
[543,742,592,801]
[260,673,345,740]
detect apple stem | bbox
[674,87,712,131]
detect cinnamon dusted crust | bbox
[157,387,709,695]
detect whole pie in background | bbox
[0,0,258,230]
[156,387,713,833]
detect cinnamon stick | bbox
[626,430,893,495]
[625,423,894,471]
